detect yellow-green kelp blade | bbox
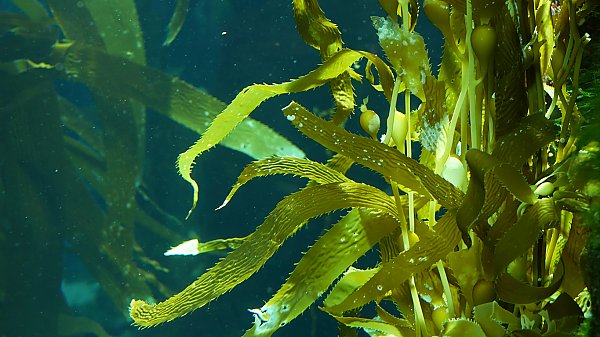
[219,156,351,209]
[130,181,399,327]
[163,0,189,46]
[243,209,398,337]
[495,261,564,304]
[176,48,394,215]
[282,101,464,209]
[59,46,303,160]
[326,210,461,313]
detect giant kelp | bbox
[0,0,303,336]
[128,1,597,337]
[1,0,598,336]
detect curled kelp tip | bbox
[176,150,200,219]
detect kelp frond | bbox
[124,1,597,336]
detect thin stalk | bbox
[465,0,480,150]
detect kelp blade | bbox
[60,45,303,160]
[219,156,351,209]
[326,210,461,313]
[282,101,464,209]
[163,0,189,46]
[244,209,398,337]
[176,48,394,214]
[130,182,400,327]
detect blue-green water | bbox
[0,1,442,336]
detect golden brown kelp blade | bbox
[282,101,464,209]
[493,198,559,274]
[293,0,354,124]
[457,114,557,240]
[326,210,461,313]
[130,181,400,327]
[176,48,393,215]
[219,156,351,209]
[492,3,529,139]
[496,262,564,304]
[243,209,398,337]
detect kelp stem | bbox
[428,201,456,319]
[465,0,481,151]
[383,76,403,145]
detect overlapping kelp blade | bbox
[457,114,557,239]
[493,198,559,274]
[441,318,486,337]
[282,101,464,209]
[492,2,529,138]
[47,0,157,310]
[176,49,394,214]
[163,0,189,46]
[9,0,48,20]
[130,182,400,327]
[496,262,564,304]
[324,267,378,308]
[293,0,355,124]
[60,46,303,161]
[243,209,398,337]
[326,210,461,313]
[220,156,351,208]
[473,301,520,337]
[329,315,410,337]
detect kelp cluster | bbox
[1,0,598,336]
[0,0,303,336]
[127,0,599,337]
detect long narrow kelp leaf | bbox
[130,182,400,327]
[163,0,189,46]
[493,198,559,274]
[293,0,355,124]
[59,46,304,161]
[176,48,394,214]
[457,149,537,239]
[219,156,351,209]
[326,210,461,313]
[282,101,464,209]
[243,209,398,337]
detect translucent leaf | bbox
[130,182,400,327]
[441,318,486,337]
[329,315,406,337]
[473,301,520,337]
[60,46,304,161]
[536,1,554,75]
[219,156,351,209]
[243,209,397,337]
[177,48,394,214]
[163,0,189,46]
[293,0,354,124]
[282,101,464,209]
[326,210,461,313]
[324,267,378,308]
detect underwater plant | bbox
[127,0,599,336]
[1,0,302,335]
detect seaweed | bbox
[1,0,598,336]
[127,1,595,336]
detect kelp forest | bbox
[1,0,600,337]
